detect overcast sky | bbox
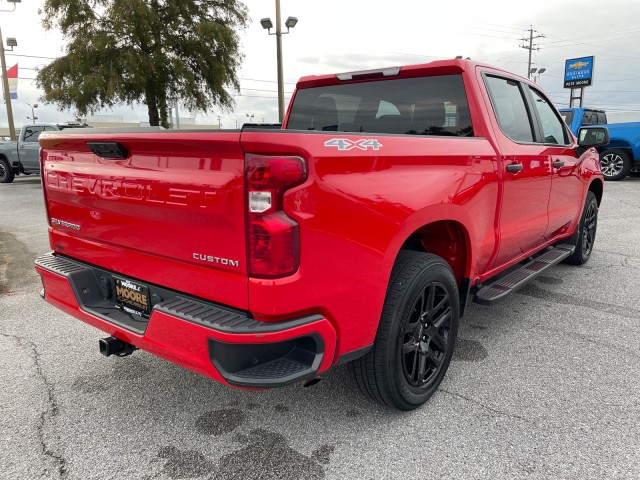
[2,0,640,128]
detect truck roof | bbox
[295,59,530,89]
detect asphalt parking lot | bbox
[1,174,640,480]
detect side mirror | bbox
[578,126,609,148]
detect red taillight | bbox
[247,155,306,190]
[249,213,299,277]
[246,154,306,278]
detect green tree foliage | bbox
[37,0,249,127]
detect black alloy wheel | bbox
[401,282,452,388]
[581,200,597,258]
[349,251,459,410]
[565,191,598,265]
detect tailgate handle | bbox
[87,142,129,159]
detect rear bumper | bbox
[35,253,336,388]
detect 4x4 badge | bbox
[324,138,383,151]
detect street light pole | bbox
[529,67,546,84]
[27,102,38,124]
[275,0,284,123]
[0,26,16,140]
[261,3,297,124]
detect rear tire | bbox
[599,148,632,181]
[565,191,598,265]
[0,158,14,183]
[349,251,459,410]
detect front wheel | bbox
[599,148,632,181]
[0,158,15,183]
[349,251,459,410]
[565,191,598,265]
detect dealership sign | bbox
[564,56,594,88]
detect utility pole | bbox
[520,26,544,79]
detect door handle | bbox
[553,161,565,168]
[506,163,523,173]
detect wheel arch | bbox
[398,220,471,285]
[598,142,632,156]
[385,204,476,282]
[588,178,604,206]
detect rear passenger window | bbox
[485,76,534,143]
[529,88,569,145]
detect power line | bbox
[477,22,525,32]
[5,53,300,86]
[240,77,296,86]
[464,32,520,41]
[540,29,640,46]
[240,87,294,94]
[5,53,57,60]
[539,33,638,58]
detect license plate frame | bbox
[114,277,151,318]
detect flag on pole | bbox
[7,64,18,100]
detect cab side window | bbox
[23,126,44,143]
[485,76,534,143]
[530,88,569,145]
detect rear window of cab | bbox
[287,75,474,137]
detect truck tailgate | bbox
[39,131,248,309]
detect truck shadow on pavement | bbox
[70,357,350,479]
[63,322,493,479]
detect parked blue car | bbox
[559,108,640,181]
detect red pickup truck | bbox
[36,60,608,410]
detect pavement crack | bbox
[440,389,526,420]
[0,333,68,479]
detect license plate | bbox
[114,277,151,318]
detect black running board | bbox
[473,244,574,306]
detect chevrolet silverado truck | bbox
[35,60,608,410]
[0,124,61,183]
[560,107,640,181]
